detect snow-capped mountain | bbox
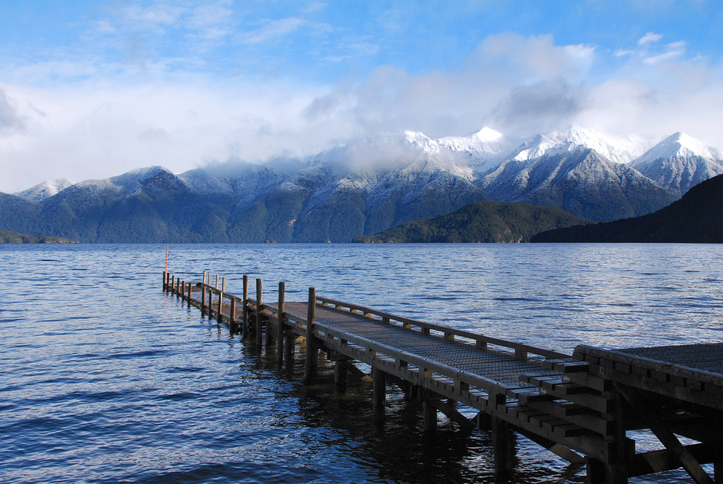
[16,178,74,202]
[505,126,654,165]
[1,126,719,242]
[437,127,518,172]
[631,132,723,196]
[480,146,677,222]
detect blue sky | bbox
[1,0,722,191]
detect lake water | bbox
[1,243,721,483]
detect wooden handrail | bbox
[316,295,567,360]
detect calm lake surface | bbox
[1,244,721,483]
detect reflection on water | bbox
[0,243,721,483]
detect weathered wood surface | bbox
[166,274,723,484]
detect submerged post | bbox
[201,274,207,314]
[264,282,274,348]
[492,417,516,477]
[217,288,223,322]
[230,297,237,333]
[277,282,285,366]
[423,394,438,431]
[255,278,263,348]
[208,287,214,317]
[163,271,167,291]
[334,361,348,392]
[170,275,175,294]
[303,287,317,385]
[242,275,249,339]
[372,367,386,413]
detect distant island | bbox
[353,202,589,243]
[531,174,723,243]
[0,229,78,244]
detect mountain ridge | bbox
[2,126,720,243]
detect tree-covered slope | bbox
[353,201,590,243]
[531,174,723,243]
[0,228,77,243]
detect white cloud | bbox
[238,17,306,44]
[638,32,663,45]
[642,40,687,65]
[2,30,722,193]
[475,33,595,81]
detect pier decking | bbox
[164,271,723,483]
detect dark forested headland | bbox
[353,202,590,243]
[531,174,723,243]
[0,228,78,244]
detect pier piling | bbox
[164,270,723,484]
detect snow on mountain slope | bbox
[16,178,74,202]
[481,146,677,222]
[437,127,517,172]
[631,132,723,196]
[507,126,654,165]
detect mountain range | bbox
[531,174,723,243]
[1,126,721,243]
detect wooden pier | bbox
[163,271,723,483]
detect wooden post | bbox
[215,274,219,289]
[222,277,226,293]
[208,288,214,317]
[176,278,181,299]
[201,278,207,314]
[277,282,285,366]
[187,281,192,303]
[181,281,185,302]
[230,297,237,333]
[284,331,294,364]
[303,287,317,385]
[170,275,175,294]
[335,361,348,392]
[372,367,386,412]
[423,397,438,431]
[217,290,223,322]
[163,271,167,290]
[492,417,516,477]
[242,275,249,340]
[255,278,263,348]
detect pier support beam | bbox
[302,287,318,385]
[264,283,274,348]
[492,417,516,477]
[284,332,295,365]
[255,278,263,349]
[201,279,207,315]
[229,297,238,333]
[241,275,249,340]
[334,361,348,393]
[372,367,386,412]
[277,283,285,366]
[208,288,214,318]
[423,397,438,432]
